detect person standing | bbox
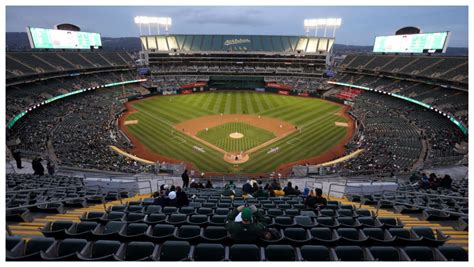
[47,160,55,176]
[12,149,23,169]
[181,169,190,188]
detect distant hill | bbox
[6,32,468,56]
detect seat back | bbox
[85,211,104,219]
[76,222,98,233]
[294,216,313,226]
[168,213,187,223]
[203,226,227,239]
[300,245,331,261]
[274,216,293,225]
[404,246,435,261]
[363,228,385,240]
[284,227,307,241]
[412,227,436,239]
[125,242,155,261]
[229,244,260,261]
[438,245,468,261]
[319,209,336,217]
[189,214,208,223]
[209,215,226,224]
[92,240,121,258]
[152,224,175,236]
[159,241,191,261]
[177,225,201,238]
[369,246,400,261]
[103,221,124,234]
[389,228,412,239]
[337,228,360,240]
[51,221,74,231]
[265,245,296,261]
[126,223,148,235]
[193,243,225,261]
[162,206,178,214]
[125,213,145,221]
[335,246,365,261]
[25,238,55,255]
[310,228,333,240]
[147,213,166,222]
[58,239,88,256]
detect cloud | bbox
[182,8,268,27]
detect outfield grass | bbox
[196,122,275,152]
[125,91,348,173]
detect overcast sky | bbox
[6,6,469,47]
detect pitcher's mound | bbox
[229,132,244,139]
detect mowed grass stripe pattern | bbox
[196,122,275,152]
[125,91,349,173]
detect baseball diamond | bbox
[119,91,354,174]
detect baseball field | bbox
[119,91,354,174]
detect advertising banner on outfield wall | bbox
[181,90,193,94]
[278,90,290,95]
[298,92,309,97]
[255,88,265,92]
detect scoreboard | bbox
[28,27,102,49]
[373,32,449,54]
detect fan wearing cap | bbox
[225,204,267,242]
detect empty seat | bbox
[125,205,143,213]
[65,221,98,239]
[162,206,178,215]
[369,246,403,261]
[294,216,316,228]
[123,213,146,223]
[272,216,295,228]
[214,208,230,215]
[80,211,104,222]
[119,223,149,241]
[147,224,176,243]
[208,214,227,226]
[389,228,422,246]
[143,205,162,214]
[358,216,383,228]
[284,209,301,217]
[187,214,208,226]
[109,205,127,212]
[319,209,337,217]
[41,221,75,239]
[101,211,125,222]
[144,213,166,224]
[158,241,191,261]
[6,236,23,251]
[78,240,122,261]
[403,246,437,261]
[299,245,332,261]
[175,225,201,244]
[355,209,373,217]
[193,243,226,261]
[196,207,213,216]
[264,245,296,261]
[201,226,229,243]
[309,227,339,245]
[363,228,395,245]
[267,208,284,217]
[179,206,195,215]
[438,245,468,261]
[334,246,368,261]
[116,241,157,261]
[316,217,340,228]
[91,221,125,240]
[284,227,311,245]
[337,228,368,245]
[7,238,55,261]
[337,217,362,228]
[337,209,355,217]
[40,238,88,261]
[229,244,260,261]
[412,227,448,246]
[378,217,404,228]
[165,214,188,225]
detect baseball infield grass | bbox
[124,91,349,173]
[197,122,276,152]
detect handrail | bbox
[327,182,364,201]
[392,190,468,200]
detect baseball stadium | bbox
[4,6,469,262]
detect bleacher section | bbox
[6,184,468,261]
[6,51,134,81]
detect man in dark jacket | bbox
[32,158,44,176]
[12,149,23,169]
[181,169,190,188]
[242,180,253,194]
[225,205,266,243]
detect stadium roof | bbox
[140,34,335,54]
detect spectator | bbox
[166,191,178,207]
[294,186,301,195]
[252,182,259,193]
[12,149,22,169]
[205,179,213,188]
[439,174,453,189]
[32,158,44,176]
[225,180,236,190]
[176,186,189,207]
[190,179,199,188]
[225,205,266,242]
[181,169,190,188]
[242,180,253,194]
[198,182,205,189]
[47,160,55,176]
[283,181,295,196]
[252,185,269,198]
[313,188,327,209]
[270,179,280,190]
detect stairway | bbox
[330,196,469,250]
[8,194,150,239]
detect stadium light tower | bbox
[134,16,172,35]
[304,18,342,38]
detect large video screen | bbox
[28,27,102,49]
[373,32,449,53]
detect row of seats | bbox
[7,237,467,261]
[42,220,448,247]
